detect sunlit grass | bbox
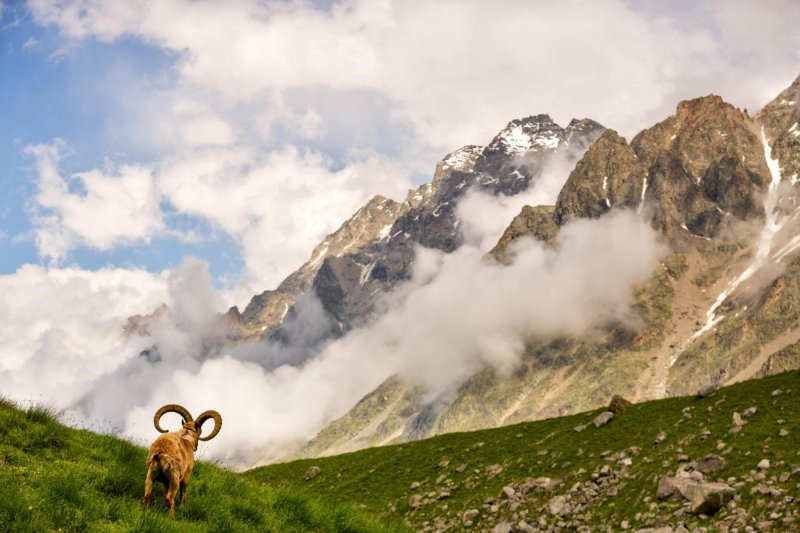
[0,396,406,532]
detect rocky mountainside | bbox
[226,115,604,339]
[290,75,800,459]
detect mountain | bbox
[289,78,800,459]
[226,115,604,338]
[124,75,800,463]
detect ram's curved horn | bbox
[153,404,193,433]
[194,410,222,441]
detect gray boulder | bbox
[685,482,735,515]
[593,411,614,428]
[696,454,726,474]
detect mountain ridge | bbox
[290,79,800,460]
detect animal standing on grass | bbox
[143,404,222,516]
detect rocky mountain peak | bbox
[632,95,759,179]
[486,114,564,155]
[561,118,607,150]
[432,145,483,192]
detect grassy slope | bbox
[0,399,405,533]
[248,370,800,532]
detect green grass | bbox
[0,397,405,533]
[248,370,800,532]
[3,371,799,532]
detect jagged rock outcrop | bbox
[555,129,645,225]
[635,95,769,239]
[490,94,772,255]
[226,195,410,339]
[490,205,558,262]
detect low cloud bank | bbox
[128,209,664,467]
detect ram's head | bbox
[153,404,222,449]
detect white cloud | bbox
[26,0,800,151]
[119,209,665,467]
[0,264,167,409]
[25,141,165,262]
[157,145,414,296]
[24,139,414,296]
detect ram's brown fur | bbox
[143,405,221,516]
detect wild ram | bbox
[142,404,222,515]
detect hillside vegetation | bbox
[248,370,800,532]
[0,397,404,532]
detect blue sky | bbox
[0,5,246,281]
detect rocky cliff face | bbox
[297,76,800,460]
[227,115,605,339]
[757,74,800,180]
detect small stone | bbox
[409,494,422,509]
[462,509,479,526]
[750,483,771,495]
[516,520,535,533]
[621,519,629,529]
[771,389,783,397]
[717,441,727,450]
[686,482,735,515]
[609,395,633,413]
[697,454,726,474]
[732,412,743,426]
[437,458,450,468]
[779,428,789,437]
[303,465,321,481]
[654,431,667,445]
[437,491,450,500]
[492,522,513,533]
[455,463,467,473]
[779,472,790,483]
[500,486,516,500]
[657,476,695,500]
[486,464,503,476]
[743,406,758,417]
[547,495,571,517]
[593,411,614,428]
[409,481,421,490]
[758,459,771,470]
[574,424,588,432]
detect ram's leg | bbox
[180,471,191,505]
[164,471,181,517]
[143,464,156,507]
